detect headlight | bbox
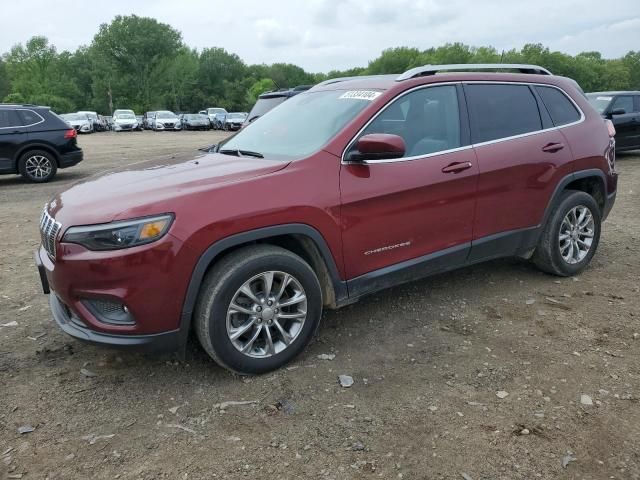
[62,214,174,251]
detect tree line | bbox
[0,15,638,115]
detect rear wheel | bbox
[18,150,57,183]
[195,245,323,374]
[532,190,601,276]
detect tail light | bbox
[605,119,616,137]
[64,128,77,139]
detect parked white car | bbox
[154,111,182,131]
[112,110,139,132]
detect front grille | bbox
[40,208,61,259]
[164,123,174,128]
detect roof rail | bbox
[396,63,552,81]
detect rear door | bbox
[607,95,636,149]
[465,83,574,261]
[340,84,478,281]
[0,109,27,173]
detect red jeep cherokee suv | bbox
[35,64,617,374]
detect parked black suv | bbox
[243,85,312,126]
[587,91,640,151]
[0,104,83,182]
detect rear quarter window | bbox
[16,109,43,126]
[465,84,542,144]
[535,86,581,126]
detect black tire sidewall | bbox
[203,253,322,374]
[19,150,57,183]
[548,192,601,276]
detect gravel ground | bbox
[0,131,639,480]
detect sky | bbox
[1,0,639,72]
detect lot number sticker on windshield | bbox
[597,96,613,101]
[339,90,382,101]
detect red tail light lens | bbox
[64,128,77,139]
[605,119,616,137]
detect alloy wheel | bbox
[559,205,594,264]
[226,271,307,358]
[25,155,53,180]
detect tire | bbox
[194,245,323,374]
[532,190,601,276]
[18,150,58,183]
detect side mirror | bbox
[610,107,626,116]
[349,134,406,161]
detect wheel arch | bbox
[14,142,61,168]
[543,169,607,227]
[176,224,348,354]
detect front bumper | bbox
[155,123,182,131]
[48,292,180,352]
[59,150,83,168]
[34,230,197,352]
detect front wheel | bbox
[195,245,323,374]
[532,190,601,276]
[18,150,57,183]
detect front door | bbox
[608,95,637,150]
[340,84,478,285]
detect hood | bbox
[68,120,89,127]
[114,117,136,124]
[47,152,290,228]
[156,117,178,123]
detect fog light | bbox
[83,299,135,326]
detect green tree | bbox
[90,15,183,112]
[245,78,276,106]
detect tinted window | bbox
[466,84,542,143]
[611,96,634,114]
[0,109,21,128]
[357,85,461,157]
[586,94,612,113]
[536,86,581,126]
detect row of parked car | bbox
[59,109,249,133]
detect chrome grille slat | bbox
[40,207,61,259]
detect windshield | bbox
[157,111,177,119]
[246,96,288,122]
[219,89,377,160]
[62,114,87,121]
[117,113,136,119]
[227,113,244,119]
[586,94,613,114]
[208,108,226,115]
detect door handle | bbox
[542,142,564,153]
[441,161,473,174]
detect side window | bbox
[356,85,461,158]
[535,86,581,126]
[635,96,640,113]
[611,96,634,114]
[0,109,21,129]
[16,109,42,126]
[466,84,542,143]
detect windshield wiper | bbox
[219,149,264,158]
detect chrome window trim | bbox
[341,81,585,165]
[0,109,45,130]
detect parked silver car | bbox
[223,112,247,131]
[60,113,93,133]
[154,110,182,131]
[200,107,227,129]
[112,110,139,131]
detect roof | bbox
[586,91,640,96]
[0,103,47,108]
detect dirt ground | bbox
[0,131,639,480]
